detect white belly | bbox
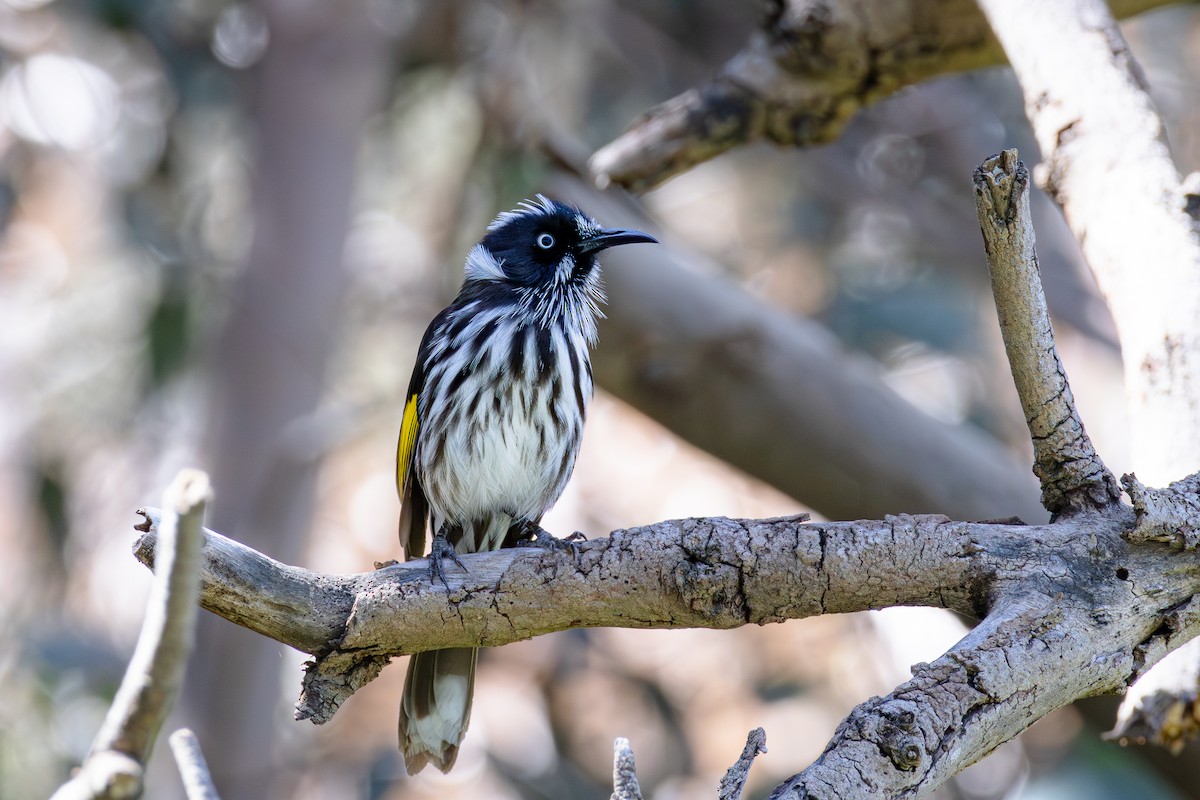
[439,404,562,520]
[415,317,591,548]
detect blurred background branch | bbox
[168,729,222,800]
[185,0,388,790]
[589,0,1188,192]
[557,178,1046,523]
[51,471,210,800]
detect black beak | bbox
[577,227,658,255]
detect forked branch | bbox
[975,0,1200,747]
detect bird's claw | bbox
[517,526,587,563]
[428,533,466,589]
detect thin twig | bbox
[96,471,211,756]
[610,738,644,800]
[973,149,1121,516]
[52,470,212,800]
[169,729,223,800]
[718,728,767,800]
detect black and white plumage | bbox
[395,196,656,774]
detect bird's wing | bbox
[397,343,431,560]
[396,391,420,499]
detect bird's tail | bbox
[399,647,478,774]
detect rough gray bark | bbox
[132,482,1200,797]
[974,150,1121,515]
[589,0,1188,193]
[974,0,1200,754]
[1124,473,1200,550]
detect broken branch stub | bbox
[974,149,1121,517]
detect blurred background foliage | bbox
[3,0,1200,798]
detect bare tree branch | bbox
[975,0,1200,751]
[134,485,1200,799]
[719,728,767,800]
[589,0,1184,192]
[133,509,354,654]
[168,729,222,800]
[974,149,1121,515]
[134,509,987,720]
[767,591,1174,798]
[53,471,211,800]
[610,738,644,800]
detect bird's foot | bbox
[516,524,587,563]
[428,533,466,589]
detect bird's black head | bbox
[465,196,656,289]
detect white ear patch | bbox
[464,243,507,282]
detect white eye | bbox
[535,232,555,250]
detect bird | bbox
[395,195,656,773]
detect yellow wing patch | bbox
[396,393,420,497]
